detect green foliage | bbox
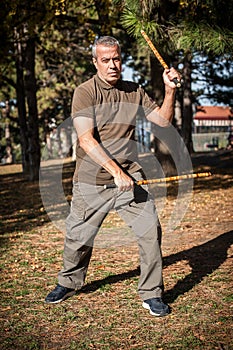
[0,0,124,164]
[0,0,232,165]
[170,22,233,55]
[195,56,233,105]
[121,8,161,39]
[118,0,233,55]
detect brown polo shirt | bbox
[71,74,158,185]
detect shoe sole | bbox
[45,290,76,304]
[142,301,169,317]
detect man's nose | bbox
[109,59,117,68]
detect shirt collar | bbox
[95,74,122,90]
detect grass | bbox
[0,152,233,349]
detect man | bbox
[45,36,180,317]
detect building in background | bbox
[192,106,233,151]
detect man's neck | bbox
[97,73,119,87]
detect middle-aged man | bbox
[45,36,181,317]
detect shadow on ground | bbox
[0,149,232,238]
[79,230,232,303]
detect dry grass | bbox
[0,151,232,349]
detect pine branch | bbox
[169,21,233,55]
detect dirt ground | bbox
[0,149,232,349]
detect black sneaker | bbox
[142,297,170,316]
[45,284,76,304]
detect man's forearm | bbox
[146,67,179,127]
[147,88,176,127]
[79,136,122,177]
[79,135,134,190]
[157,87,176,123]
[73,117,134,190]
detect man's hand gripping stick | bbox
[104,172,211,189]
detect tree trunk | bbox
[24,36,41,181]
[150,55,164,104]
[150,55,164,155]
[14,28,30,175]
[1,100,13,164]
[150,56,177,174]
[94,0,112,35]
[182,51,194,153]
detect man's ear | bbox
[92,57,97,68]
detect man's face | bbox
[93,44,122,85]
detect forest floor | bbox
[0,149,232,350]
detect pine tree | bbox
[114,0,233,152]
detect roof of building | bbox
[194,106,233,120]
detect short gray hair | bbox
[92,36,121,58]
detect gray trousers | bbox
[58,172,164,300]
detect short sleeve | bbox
[71,84,95,119]
[139,86,158,116]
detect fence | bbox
[192,132,229,152]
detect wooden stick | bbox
[140,30,181,88]
[136,172,212,185]
[104,172,212,188]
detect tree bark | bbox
[15,28,30,175]
[94,0,112,35]
[24,36,41,181]
[182,51,194,153]
[150,55,164,104]
[4,101,13,164]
